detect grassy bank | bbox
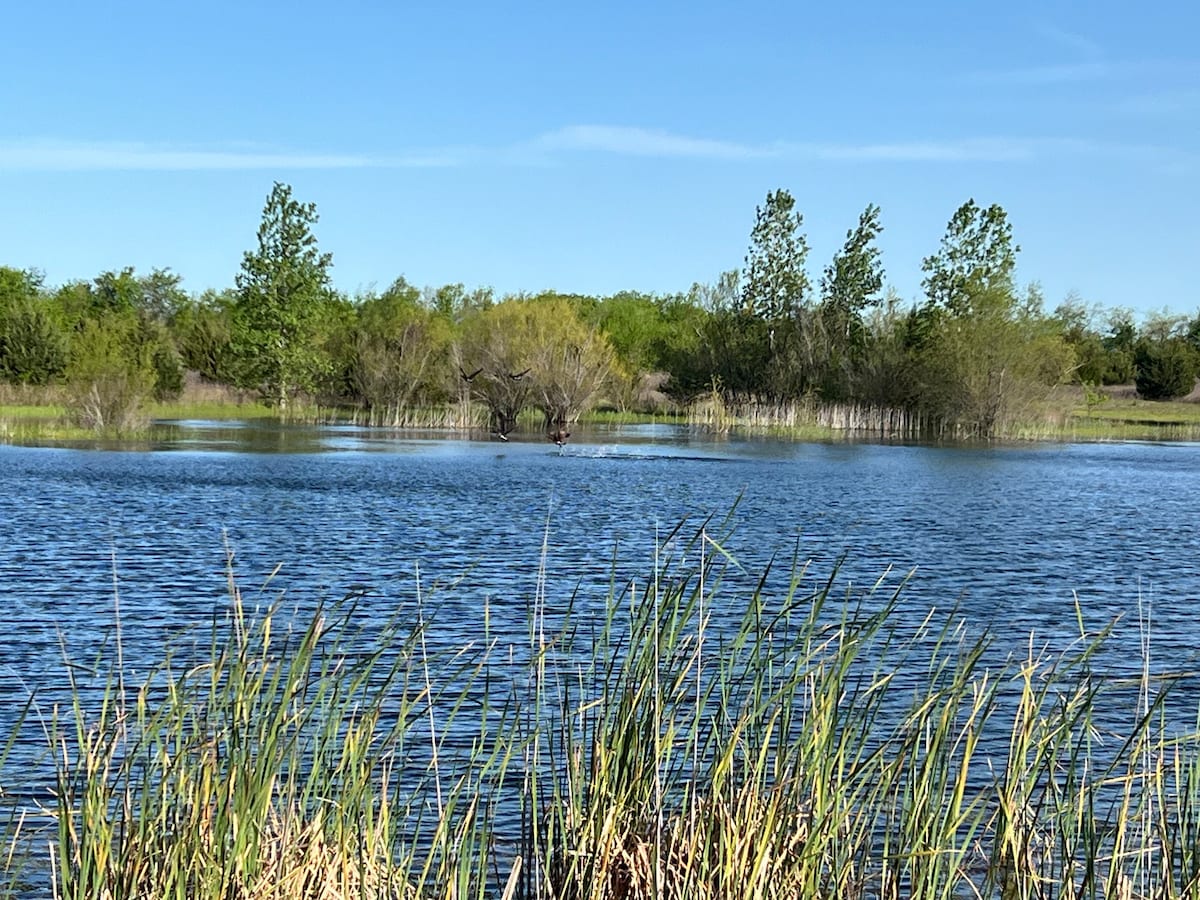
[6,381,1200,446]
[2,526,1198,899]
[0,381,276,444]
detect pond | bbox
[2,422,1199,804]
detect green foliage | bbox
[0,268,64,385]
[1054,297,1137,386]
[819,203,884,350]
[133,267,189,322]
[232,182,335,412]
[0,266,44,302]
[1104,308,1137,353]
[346,278,454,422]
[0,266,185,402]
[1186,311,1200,357]
[90,268,142,314]
[911,285,1074,437]
[692,309,772,402]
[457,297,619,433]
[592,291,663,374]
[87,267,188,323]
[740,189,809,321]
[922,200,1018,315]
[1082,381,1108,412]
[171,290,236,382]
[0,297,68,385]
[145,322,185,400]
[64,313,156,431]
[424,281,494,324]
[46,267,190,331]
[853,292,920,407]
[1134,337,1197,400]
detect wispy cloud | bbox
[1033,22,1104,60]
[530,125,778,160]
[973,20,1106,86]
[529,127,1163,166]
[971,57,1199,88]
[1111,88,1200,116]
[527,127,1035,164]
[0,139,458,172]
[796,138,1038,163]
[971,61,1113,86]
[531,129,1125,165]
[1,129,1187,175]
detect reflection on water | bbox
[2,422,1200,803]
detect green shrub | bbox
[1134,338,1197,400]
[0,299,68,385]
[64,314,156,431]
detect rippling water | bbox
[2,423,1199,805]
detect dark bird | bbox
[459,366,483,382]
[548,428,570,447]
[508,368,531,381]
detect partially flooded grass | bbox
[7,380,1200,444]
[2,525,1200,898]
[148,399,276,422]
[0,416,101,444]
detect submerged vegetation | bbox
[3,524,1199,899]
[3,185,1200,444]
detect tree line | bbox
[1,182,1197,436]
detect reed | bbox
[38,563,517,900]
[4,524,1199,899]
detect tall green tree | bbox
[740,189,809,322]
[737,190,816,400]
[911,206,1075,435]
[820,204,884,342]
[818,203,885,397]
[233,182,333,411]
[921,200,1018,316]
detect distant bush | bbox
[0,299,68,385]
[1134,338,1197,400]
[65,314,155,431]
[136,318,185,401]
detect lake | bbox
[2,422,1199,805]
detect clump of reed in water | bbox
[531,530,1200,900]
[37,567,518,900]
[4,521,1200,899]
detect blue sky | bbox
[2,0,1196,319]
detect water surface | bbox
[2,423,1198,800]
